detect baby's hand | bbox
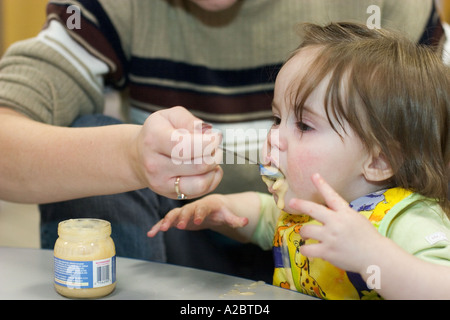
[147,194,248,237]
[289,173,384,274]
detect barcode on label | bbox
[97,265,110,283]
[93,258,114,288]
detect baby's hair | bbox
[289,22,450,213]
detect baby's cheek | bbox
[286,159,320,201]
[286,156,310,187]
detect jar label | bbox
[54,256,116,289]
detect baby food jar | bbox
[53,219,116,299]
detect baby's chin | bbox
[271,194,290,213]
[280,204,295,214]
[272,193,279,205]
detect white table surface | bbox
[0,247,315,300]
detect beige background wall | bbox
[437,0,450,23]
[1,0,48,54]
[0,0,47,248]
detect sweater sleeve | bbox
[0,0,134,126]
[46,0,132,87]
[0,32,105,126]
[251,192,280,250]
[384,198,450,267]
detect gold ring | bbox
[174,177,187,200]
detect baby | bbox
[148,22,450,300]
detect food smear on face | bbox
[260,165,289,209]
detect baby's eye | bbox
[271,116,281,127]
[296,121,313,132]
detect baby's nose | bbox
[263,128,281,165]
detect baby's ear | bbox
[362,148,394,182]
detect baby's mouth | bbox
[259,164,284,181]
[259,164,288,210]
[259,164,286,193]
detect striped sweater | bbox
[0,0,440,126]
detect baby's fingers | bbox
[192,205,211,225]
[147,207,184,237]
[289,198,331,223]
[299,224,323,242]
[311,173,348,211]
[175,205,203,229]
[147,219,164,238]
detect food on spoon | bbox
[259,164,288,209]
[259,164,284,180]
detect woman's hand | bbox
[134,106,223,199]
[289,173,385,274]
[147,194,249,237]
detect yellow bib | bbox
[272,188,412,300]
